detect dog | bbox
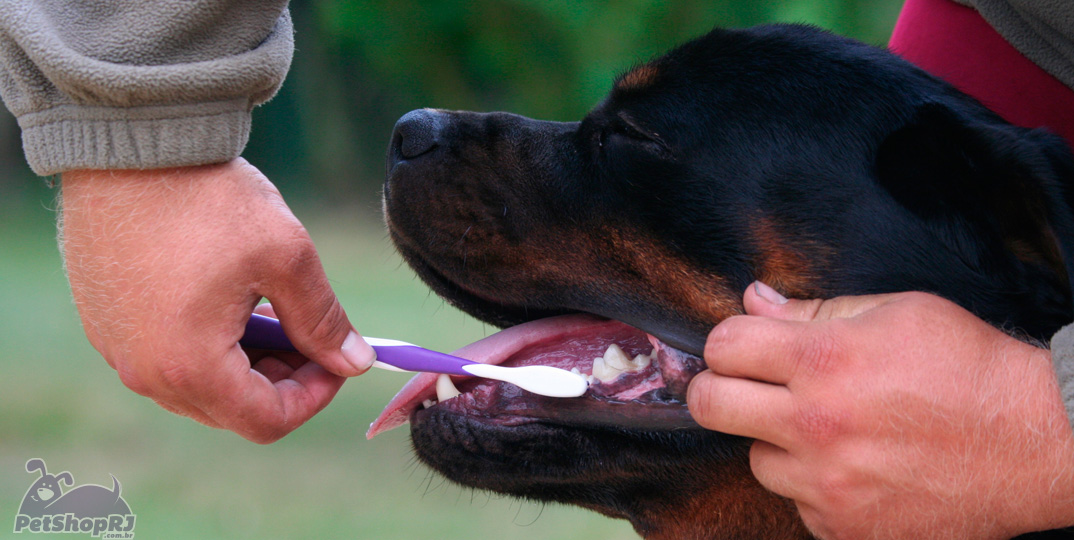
[370,24,1074,539]
[18,459,130,519]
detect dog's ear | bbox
[55,472,73,486]
[875,103,1074,304]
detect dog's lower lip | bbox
[416,396,700,431]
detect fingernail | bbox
[341,331,376,372]
[754,281,788,305]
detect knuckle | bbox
[813,299,845,322]
[295,300,349,353]
[792,401,848,447]
[900,290,937,306]
[811,467,858,511]
[899,291,953,320]
[275,233,320,273]
[791,325,844,380]
[153,357,197,392]
[245,426,288,445]
[114,363,151,396]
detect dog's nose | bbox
[391,109,441,160]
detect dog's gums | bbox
[367,314,706,439]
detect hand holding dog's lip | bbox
[689,284,1074,539]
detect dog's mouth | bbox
[366,314,707,439]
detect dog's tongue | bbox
[366,314,629,439]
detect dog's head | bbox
[373,24,1074,539]
[20,459,72,516]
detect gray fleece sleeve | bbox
[1049,324,1074,433]
[0,1,292,176]
[953,0,1074,90]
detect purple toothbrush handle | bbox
[241,313,298,352]
[240,313,475,376]
[370,345,474,376]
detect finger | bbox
[744,281,900,322]
[253,302,277,318]
[687,370,795,448]
[792,503,835,540]
[138,344,344,442]
[152,398,223,429]
[749,439,806,501]
[247,345,311,372]
[115,358,214,425]
[260,239,375,377]
[704,315,812,385]
[251,355,295,383]
[194,344,345,443]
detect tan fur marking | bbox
[752,217,823,298]
[628,454,812,540]
[542,224,743,325]
[618,64,662,91]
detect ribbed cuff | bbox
[1050,323,1074,436]
[17,99,251,176]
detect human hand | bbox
[61,158,375,443]
[687,283,1074,539]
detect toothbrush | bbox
[240,313,588,398]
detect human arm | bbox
[687,283,1074,539]
[0,0,293,175]
[1,2,375,442]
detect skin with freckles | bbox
[60,158,375,443]
[687,283,1074,540]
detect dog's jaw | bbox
[410,409,810,540]
[368,314,706,439]
[366,314,814,539]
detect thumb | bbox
[262,251,375,377]
[743,281,901,322]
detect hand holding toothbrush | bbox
[62,160,377,444]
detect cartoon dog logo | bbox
[14,459,135,537]
[19,459,130,518]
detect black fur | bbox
[383,24,1074,539]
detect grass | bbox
[0,181,636,539]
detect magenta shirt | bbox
[890,0,1074,149]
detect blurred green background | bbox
[0,1,902,538]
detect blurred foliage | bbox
[0,0,905,205]
[245,0,904,203]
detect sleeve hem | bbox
[18,100,251,175]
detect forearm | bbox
[0,0,292,175]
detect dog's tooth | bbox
[592,355,625,383]
[631,353,652,370]
[570,367,581,375]
[436,374,461,402]
[603,344,632,371]
[591,357,613,383]
[422,399,437,409]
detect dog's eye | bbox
[610,124,650,143]
[600,123,669,157]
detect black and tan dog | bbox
[371,24,1074,539]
